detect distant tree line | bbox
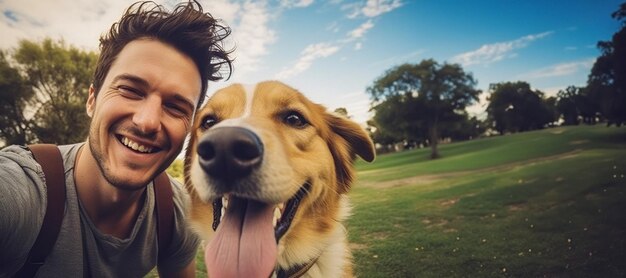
[365,2,626,159]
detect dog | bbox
[184,81,375,277]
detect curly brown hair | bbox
[92,0,233,106]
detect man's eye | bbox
[165,103,188,117]
[117,86,142,98]
[284,111,308,128]
[201,115,218,130]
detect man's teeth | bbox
[121,137,154,153]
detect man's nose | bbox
[132,97,162,134]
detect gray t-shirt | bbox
[0,143,200,277]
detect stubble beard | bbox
[87,131,163,192]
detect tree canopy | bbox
[0,51,35,146]
[0,38,97,147]
[587,2,626,126]
[486,81,556,134]
[367,59,481,159]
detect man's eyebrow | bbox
[173,94,196,113]
[113,73,195,112]
[112,74,149,89]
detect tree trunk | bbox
[429,124,439,159]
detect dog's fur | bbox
[184,81,375,277]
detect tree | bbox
[556,86,594,126]
[556,86,581,125]
[367,59,481,159]
[445,115,488,141]
[365,119,402,153]
[0,51,36,147]
[334,107,349,117]
[587,2,626,126]
[0,38,98,146]
[486,81,555,134]
[577,86,601,124]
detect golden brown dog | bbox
[184,81,375,277]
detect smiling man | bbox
[0,1,232,277]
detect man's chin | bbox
[102,170,158,192]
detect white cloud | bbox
[202,0,276,79]
[341,0,403,18]
[354,42,363,50]
[200,0,241,24]
[280,0,314,8]
[362,0,403,17]
[277,0,400,79]
[0,0,276,81]
[327,91,372,125]
[346,0,403,18]
[518,58,595,79]
[347,19,374,40]
[275,42,340,79]
[0,0,131,50]
[327,21,341,33]
[540,86,566,97]
[451,31,553,67]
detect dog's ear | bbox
[325,113,375,194]
[327,113,375,162]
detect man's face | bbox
[86,38,201,190]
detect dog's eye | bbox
[200,115,218,130]
[284,112,308,128]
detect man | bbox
[0,1,232,277]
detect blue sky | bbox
[1,0,623,124]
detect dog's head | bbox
[184,81,374,277]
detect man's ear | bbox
[86,84,96,117]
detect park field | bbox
[157,125,625,277]
[349,125,626,277]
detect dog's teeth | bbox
[222,196,229,209]
[273,207,282,228]
[220,196,227,222]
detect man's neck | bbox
[74,143,147,239]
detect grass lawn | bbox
[348,125,626,277]
[153,125,625,277]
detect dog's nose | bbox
[197,126,264,181]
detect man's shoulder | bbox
[1,145,36,162]
[0,145,42,181]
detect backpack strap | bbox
[153,172,174,263]
[14,144,174,276]
[14,144,66,278]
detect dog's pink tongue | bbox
[205,197,277,278]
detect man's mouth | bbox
[204,184,310,278]
[116,135,159,154]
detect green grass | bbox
[150,125,626,277]
[348,125,626,277]
[355,126,619,182]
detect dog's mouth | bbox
[211,184,309,241]
[204,183,310,278]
